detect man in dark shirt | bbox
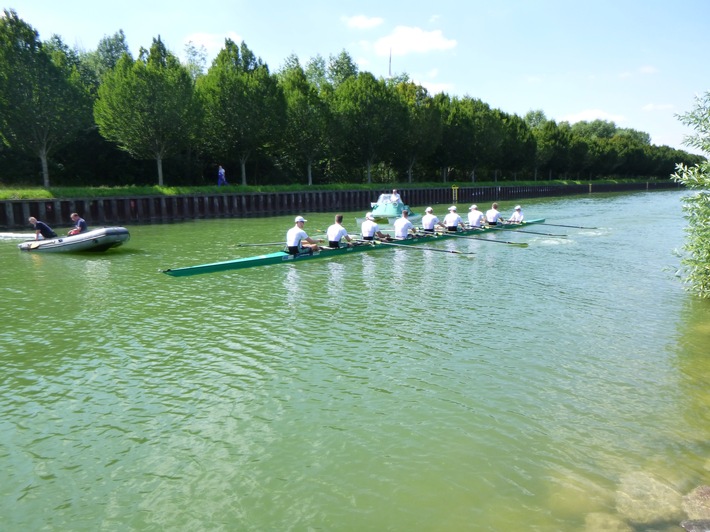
[69,213,88,235]
[28,216,57,240]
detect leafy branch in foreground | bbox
[672,90,710,298]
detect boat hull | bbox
[162,220,544,277]
[17,227,130,252]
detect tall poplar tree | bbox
[0,10,92,187]
[94,37,200,185]
[197,40,285,186]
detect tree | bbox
[393,81,441,183]
[330,72,405,183]
[94,36,201,185]
[671,91,710,298]
[197,39,286,185]
[0,10,93,187]
[278,55,330,185]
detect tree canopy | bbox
[0,11,704,188]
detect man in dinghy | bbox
[28,217,57,240]
[286,216,321,255]
[326,214,353,248]
[68,213,88,235]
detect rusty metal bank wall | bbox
[0,181,680,230]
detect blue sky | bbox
[5,0,709,154]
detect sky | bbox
[5,0,710,154]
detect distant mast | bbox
[388,48,392,78]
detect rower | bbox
[393,209,417,239]
[508,205,524,224]
[286,216,321,255]
[421,207,445,233]
[326,214,353,248]
[443,206,466,232]
[485,202,502,226]
[360,212,390,241]
[467,205,485,228]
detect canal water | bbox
[2,190,709,531]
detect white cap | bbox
[365,212,375,220]
[448,205,457,211]
[469,205,477,210]
[295,216,307,223]
[425,207,433,213]
[514,205,521,210]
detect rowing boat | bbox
[161,219,545,277]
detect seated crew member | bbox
[326,214,352,248]
[485,203,502,225]
[443,206,466,232]
[393,209,416,239]
[286,216,321,255]
[467,205,485,228]
[28,216,57,240]
[68,213,88,235]
[360,212,390,241]
[421,207,445,233]
[390,189,402,203]
[508,205,524,223]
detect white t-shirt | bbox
[361,219,380,238]
[391,192,401,203]
[468,210,484,227]
[327,223,349,242]
[421,213,439,230]
[443,212,462,228]
[508,210,524,223]
[286,225,308,247]
[486,209,501,224]
[393,217,414,239]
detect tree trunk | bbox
[366,160,372,184]
[240,157,248,186]
[307,159,313,186]
[156,155,164,186]
[40,148,50,188]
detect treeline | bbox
[0,9,703,188]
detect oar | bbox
[491,225,567,237]
[439,232,528,247]
[237,241,285,247]
[356,239,475,256]
[538,223,598,229]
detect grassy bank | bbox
[0,178,663,200]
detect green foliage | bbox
[672,90,710,298]
[93,37,201,185]
[0,10,93,187]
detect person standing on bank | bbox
[326,214,353,248]
[443,206,466,232]
[421,207,445,233]
[485,203,502,225]
[68,213,88,235]
[468,205,485,228]
[393,209,417,240]
[28,216,57,240]
[508,205,524,223]
[217,165,227,186]
[286,216,321,255]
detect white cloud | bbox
[639,65,658,74]
[342,15,384,29]
[560,109,626,124]
[526,75,542,84]
[642,103,674,111]
[373,26,456,57]
[416,80,454,95]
